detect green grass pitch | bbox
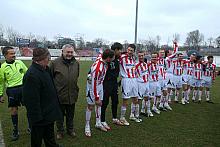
[0,60,220,147]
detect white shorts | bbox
[182,75,193,86]
[202,76,212,88]
[86,82,103,105]
[173,75,183,88]
[121,78,138,99]
[188,75,194,86]
[191,78,203,87]
[137,82,149,99]
[148,81,161,97]
[166,73,174,88]
[158,79,167,91]
[182,74,188,85]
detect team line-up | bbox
[84,42,216,137]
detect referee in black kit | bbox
[100,42,123,129]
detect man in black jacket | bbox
[100,42,123,129]
[23,47,62,147]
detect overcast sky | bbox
[0,0,219,45]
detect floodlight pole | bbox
[134,0,138,53]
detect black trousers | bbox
[31,122,59,147]
[101,81,119,122]
[56,104,75,133]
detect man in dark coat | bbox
[50,44,79,139]
[23,47,62,147]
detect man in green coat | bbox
[50,44,79,139]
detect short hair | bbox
[138,50,145,54]
[128,44,136,51]
[111,42,123,51]
[191,53,196,56]
[177,52,183,57]
[2,46,14,56]
[152,52,159,56]
[207,55,213,60]
[102,49,114,60]
[196,55,202,60]
[62,44,74,50]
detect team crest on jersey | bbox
[110,62,115,69]
[19,68,23,73]
[126,63,135,67]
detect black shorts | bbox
[6,85,23,107]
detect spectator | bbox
[23,47,62,147]
[50,44,79,139]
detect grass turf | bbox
[0,60,220,147]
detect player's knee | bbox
[132,97,138,104]
[163,90,167,96]
[122,99,128,106]
[87,105,94,111]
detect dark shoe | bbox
[11,130,19,141]
[140,112,146,116]
[143,113,149,117]
[159,106,167,111]
[198,100,201,104]
[56,132,64,140]
[67,131,76,138]
[206,100,214,104]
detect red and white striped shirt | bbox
[165,42,178,73]
[147,62,159,82]
[157,58,166,80]
[90,58,108,100]
[172,60,184,76]
[135,61,149,83]
[193,63,203,80]
[183,60,194,75]
[119,54,136,78]
[203,62,216,80]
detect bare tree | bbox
[207,37,214,47]
[6,27,21,46]
[75,36,85,49]
[0,24,4,45]
[216,36,220,48]
[139,36,157,52]
[93,38,109,49]
[185,30,204,50]
[26,32,36,41]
